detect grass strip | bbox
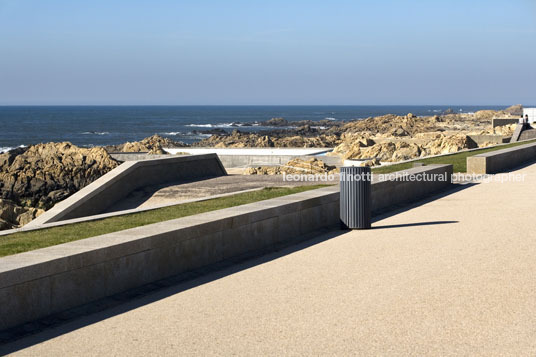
[0,185,328,257]
[372,139,536,174]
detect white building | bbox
[523,108,536,123]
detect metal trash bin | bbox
[340,166,372,229]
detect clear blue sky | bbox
[0,0,535,105]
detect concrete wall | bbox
[217,154,342,168]
[492,118,519,128]
[467,142,536,174]
[519,129,536,141]
[372,164,453,213]
[0,164,452,331]
[109,152,175,161]
[467,134,509,147]
[27,154,227,227]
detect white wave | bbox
[162,132,181,136]
[324,117,336,121]
[186,124,214,128]
[81,131,110,135]
[160,131,212,139]
[186,122,261,128]
[311,126,328,130]
[0,145,26,154]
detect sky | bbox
[0,0,535,105]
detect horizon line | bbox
[0,104,524,107]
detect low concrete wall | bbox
[467,134,509,147]
[0,164,452,331]
[492,118,519,128]
[218,154,342,168]
[372,164,453,213]
[109,152,176,161]
[467,142,536,174]
[27,154,227,227]
[519,128,536,141]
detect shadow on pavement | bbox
[372,220,458,229]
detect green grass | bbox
[372,139,536,174]
[0,185,328,257]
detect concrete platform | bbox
[3,163,536,355]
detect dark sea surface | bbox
[0,105,512,151]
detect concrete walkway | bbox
[4,164,536,356]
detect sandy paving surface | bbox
[4,163,536,356]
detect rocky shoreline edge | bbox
[0,105,526,230]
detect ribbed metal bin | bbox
[340,166,372,229]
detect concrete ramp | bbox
[27,154,227,227]
[510,124,524,143]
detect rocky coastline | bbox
[0,105,526,230]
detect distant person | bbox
[520,115,525,124]
[524,114,530,129]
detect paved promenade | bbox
[4,163,536,356]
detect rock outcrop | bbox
[106,134,188,154]
[504,104,523,116]
[244,158,338,175]
[331,133,473,162]
[0,142,118,209]
[0,199,44,229]
[195,129,340,148]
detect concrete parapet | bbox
[467,142,536,174]
[372,165,452,213]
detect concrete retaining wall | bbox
[0,164,452,331]
[492,118,519,128]
[27,154,227,227]
[467,142,536,174]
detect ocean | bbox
[0,105,512,152]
